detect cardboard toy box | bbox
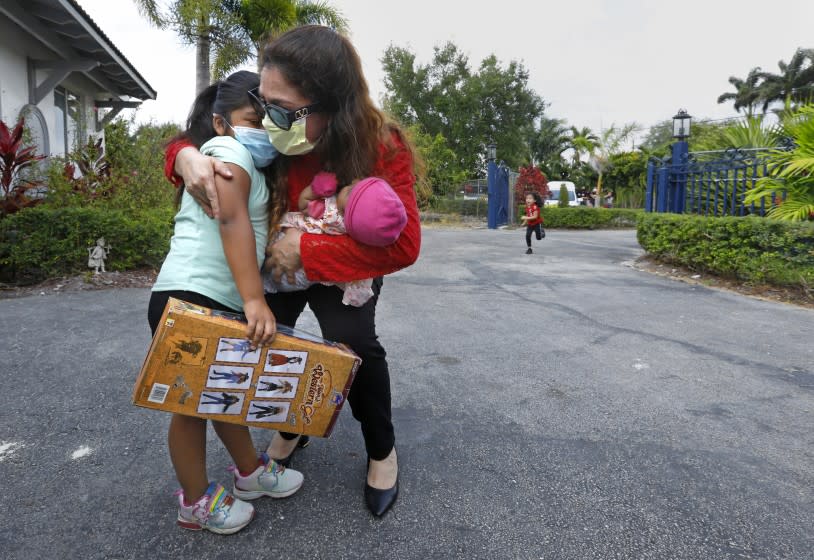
[132,298,361,437]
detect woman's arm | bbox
[165,140,233,219]
[216,163,276,346]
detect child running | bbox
[520,192,544,254]
[148,70,302,535]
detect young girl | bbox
[520,192,544,254]
[148,70,303,534]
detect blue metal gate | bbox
[645,146,786,216]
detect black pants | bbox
[148,290,237,335]
[265,278,394,460]
[526,223,543,247]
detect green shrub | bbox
[516,205,641,228]
[637,213,814,287]
[427,196,489,217]
[0,206,173,284]
[558,185,569,208]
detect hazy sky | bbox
[78,0,814,139]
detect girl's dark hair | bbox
[167,71,288,226]
[171,70,261,149]
[262,25,412,188]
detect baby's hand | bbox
[306,198,326,219]
[243,298,276,347]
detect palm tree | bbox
[134,0,347,94]
[588,123,639,206]
[528,116,570,167]
[717,68,763,117]
[744,105,814,221]
[233,0,348,77]
[569,126,598,167]
[755,48,814,112]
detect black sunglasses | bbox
[248,88,321,131]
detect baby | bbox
[264,172,407,306]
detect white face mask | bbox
[262,114,316,156]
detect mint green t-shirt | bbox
[152,136,269,311]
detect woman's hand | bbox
[176,147,233,219]
[266,228,303,285]
[243,298,276,347]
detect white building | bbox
[0,0,155,157]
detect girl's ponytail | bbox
[182,83,220,149]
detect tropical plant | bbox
[513,165,548,204]
[588,123,639,206]
[569,126,598,167]
[134,0,346,93]
[744,105,814,221]
[528,116,570,168]
[0,118,46,217]
[755,49,814,112]
[717,68,764,116]
[233,0,347,76]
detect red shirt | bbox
[525,203,542,226]
[165,133,421,283]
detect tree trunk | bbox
[195,16,211,95]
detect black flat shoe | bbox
[364,459,399,517]
[275,435,310,467]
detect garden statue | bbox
[87,237,111,273]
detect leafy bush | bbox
[558,185,569,207]
[0,206,173,284]
[427,196,489,217]
[517,205,641,228]
[0,118,46,217]
[637,213,814,287]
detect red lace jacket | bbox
[164,133,421,283]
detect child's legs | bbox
[535,223,543,240]
[168,414,209,501]
[525,226,534,247]
[212,421,258,473]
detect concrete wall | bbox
[0,16,100,157]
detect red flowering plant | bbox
[0,118,46,217]
[514,165,549,206]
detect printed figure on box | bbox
[216,338,262,363]
[145,70,304,535]
[247,401,289,422]
[264,350,307,373]
[206,365,253,390]
[256,375,298,398]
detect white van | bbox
[545,181,579,207]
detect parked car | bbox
[545,181,579,206]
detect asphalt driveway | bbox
[1,227,811,559]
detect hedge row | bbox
[427,197,489,217]
[0,207,174,284]
[637,213,814,287]
[533,207,641,229]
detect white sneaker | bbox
[175,482,255,534]
[232,453,304,500]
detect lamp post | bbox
[668,109,692,213]
[486,142,498,229]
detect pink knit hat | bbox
[344,177,407,246]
